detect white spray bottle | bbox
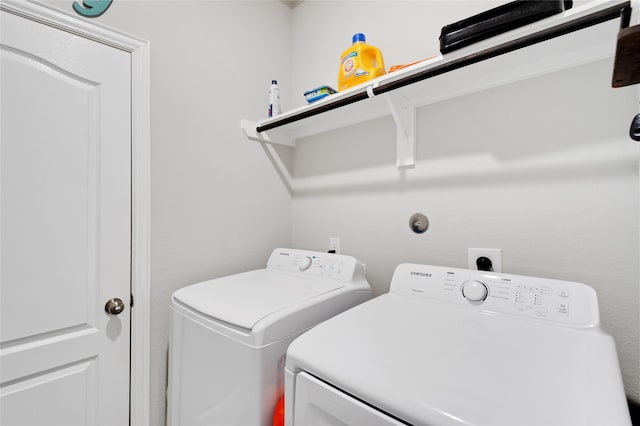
[268,80,281,118]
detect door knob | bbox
[104,298,125,315]
[630,113,640,141]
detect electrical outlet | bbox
[329,237,340,254]
[468,248,502,272]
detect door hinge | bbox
[130,294,134,308]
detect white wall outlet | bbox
[468,248,502,272]
[329,237,340,254]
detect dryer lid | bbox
[286,294,630,426]
[172,269,344,331]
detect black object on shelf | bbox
[439,0,573,54]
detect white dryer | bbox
[285,263,631,425]
[167,248,372,426]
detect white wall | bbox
[290,0,640,405]
[44,1,293,424]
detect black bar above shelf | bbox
[257,91,371,133]
[375,1,630,96]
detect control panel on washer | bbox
[266,248,359,282]
[391,264,600,328]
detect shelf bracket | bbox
[384,92,416,169]
[240,119,294,147]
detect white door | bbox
[1,7,131,426]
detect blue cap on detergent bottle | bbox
[352,33,366,44]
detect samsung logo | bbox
[410,271,432,277]
[279,252,290,256]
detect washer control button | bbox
[534,306,549,316]
[558,302,569,315]
[462,280,488,302]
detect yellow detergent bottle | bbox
[338,33,386,92]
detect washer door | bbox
[293,372,406,425]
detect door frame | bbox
[0,1,151,424]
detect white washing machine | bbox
[167,248,372,426]
[285,263,631,426]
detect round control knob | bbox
[296,256,313,271]
[462,280,488,302]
